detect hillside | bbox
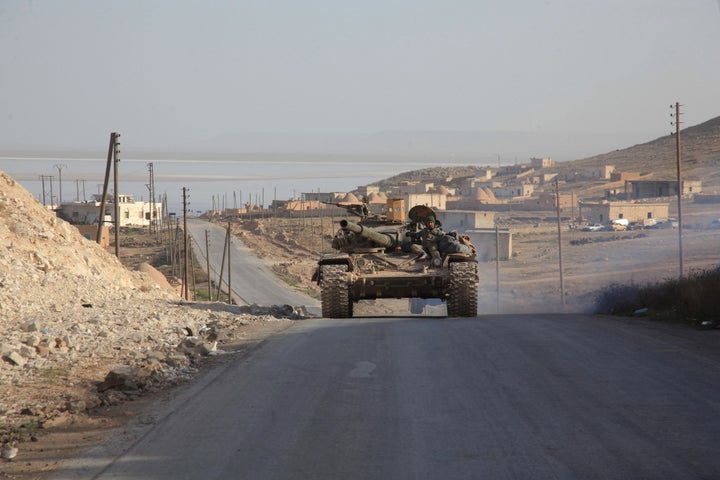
[565,116,720,188]
[372,115,720,193]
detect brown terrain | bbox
[0,172,304,479]
[2,117,720,478]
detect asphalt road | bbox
[185,218,320,314]
[58,314,720,479]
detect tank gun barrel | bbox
[340,219,396,249]
[323,201,368,218]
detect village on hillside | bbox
[213,157,717,233]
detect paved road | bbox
[58,314,720,479]
[185,218,320,314]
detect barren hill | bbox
[566,115,720,188]
[0,172,171,315]
[372,115,720,192]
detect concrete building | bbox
[475,169,494,181]
[567,165,615,181]
[389,181,434,196]
[301,192,345,203]
[499,164,531,176]
[525,192,576,210]
[626,180,702,199]
[579,200,670,224]
[404,192,447,214]
[492,183,535,199]
[57,194,162,228]
[610,171,642,182]
[531,157,556,169]
[356,185,381,197]
[530,173,558,185]
[436,210,496,231]
[587,165,615,180]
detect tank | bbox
[313,204,478,318]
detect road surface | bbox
[56,314,720,479]
[185,218,320,314]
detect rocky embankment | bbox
[0,171,306,458]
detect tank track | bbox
[320,264,352,318]
[446,261,478,317]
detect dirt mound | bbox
[0,171,164,315]
[136,262,179,294]
[0,171,297,470]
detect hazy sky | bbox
[2,0,719,153]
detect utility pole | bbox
[113,134,121,257]
[98,132,119,249]
[54,164,67,205]
[555,177,565,307]
[39,175,56,208]
[49,176,55,209]
[147,162,156,235]
[216,228,228,301]
[39,175,47,205]
[227,221,232,304]
[75,179,88,202]
[205,230,212,301]
[671,102,684,278]
[182,187,189,301]
[495,223,501,313]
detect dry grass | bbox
[595,266,720,324]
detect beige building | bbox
[525,192,576,210]
[626,180,702,199]
[531,157,556,169]
[389,181,434,196]
[57,194,162,228]
[567,165,615,181]
[493,183,535,199]
[436,210,496,231]
[579,200,670,224]
[404,192,447,214]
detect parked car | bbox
[611,219,629,231]
[710,219,720,229]
[582,223,605,232]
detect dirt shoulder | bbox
[0,319,294,480]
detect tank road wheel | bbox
[447,262,478,317]
[320,264,351,318]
